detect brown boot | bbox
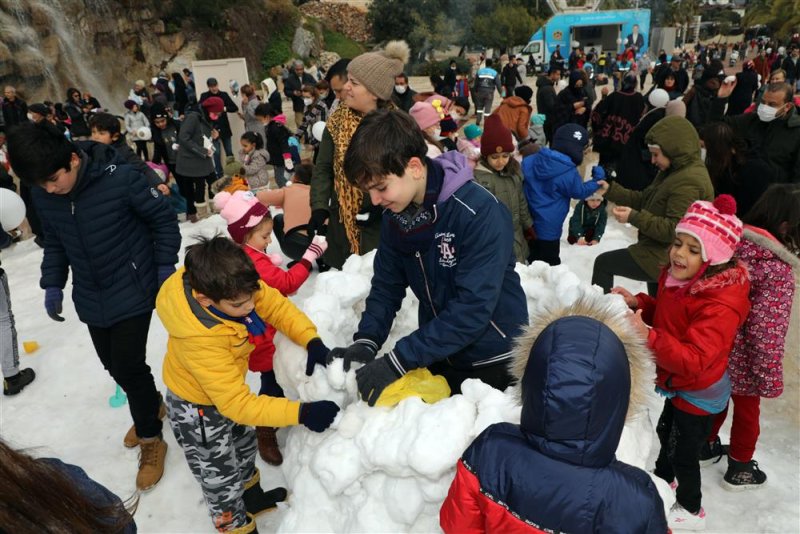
[124,397,166,448]
[256,427,283,466]
[137,435,167,491]
[188,213,199,223]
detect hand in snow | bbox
[612,206,632,224]
[590,240,599,246]
[326,339,378,372]
[627,309,650,339]
[356,357,403,407]
[611,286,638,309]
[577,237,587,246]
[305,338,330,376]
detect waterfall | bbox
[0,0,117,110]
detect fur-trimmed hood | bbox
[509,295,655,468]
[688,260,749,296]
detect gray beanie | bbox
[347,40,410,101]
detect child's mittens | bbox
[266,253,283,266]
[44,287,64,322]
[299,400,340,432]
[302,235,328,263]
[591,165,606,181]
[305,338,330,376]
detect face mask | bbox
[319,92,329,99]
[26,113,33,121]
[450,111,462,122]
[394,84,407,94]
[757,103,780,122]
[303,97,313,106]
[432,127,442,139]
[451,66,457,70]
[700,147,707,161]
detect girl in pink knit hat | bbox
[612,194,752,531]
[213,190,328,465]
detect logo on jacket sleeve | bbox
[436,232,457,268]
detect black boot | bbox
[4,368,36,395]
[316,258,331,272]
[243,484,288,516]
[723,458,767,491]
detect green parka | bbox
[473,160,533,264]
[605,116,714,279]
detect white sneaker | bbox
[668,503,706,531]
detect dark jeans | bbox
[87,312,162,439]
[428,359,514,395]
[258,370,285,398]
[134,140,149,160]
[272,165,287,188]
[212,136,234,177]
[654,399,714,513]
[592,247,658,296]
[273,214,311,262]
[175,173,210,214]
[529,238,561,266]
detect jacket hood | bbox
[157,268,235,340]
[742,227,800,270]
[644,116,702,171]
[436,151,474,201]
[509,295,655,467]
[72,141,128,195]
[522,147,575,183]
[501,96,531,109]
[536,76,554,88]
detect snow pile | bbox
[272,252,672,531]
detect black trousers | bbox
[87,312,162,439]
[175,173,210,215]
[654,399,714,514]
[429,359,514,395]
[529,238,561,266]
[134,140,149,160]
[592,247,658,296]
[19,182,43,239]
[273,214,311,262]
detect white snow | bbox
[1,208,798,533]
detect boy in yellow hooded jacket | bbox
[157,236,339,533]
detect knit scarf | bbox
[208,306,268,344]
[327,104,366,254]
[384,158,444,255]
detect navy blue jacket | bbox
[452,315,667,533]
[36,142,180,327]
[523,147,601,240]
[356,151,528,371]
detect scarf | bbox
[384,158,444,255]
[326,104,367,254]
[208,306,268,344]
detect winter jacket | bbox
[158,268,318,427]
[501,64,523,93]
[473,161,533,263]
[243,245,312,373]
[729,227,800,398]
[0,97,28,132]
[151,120,180,167]
[615,108,664,191]
[264,118,292,167]
[296,100,329,148]
[522,148,602,241]
[110,137,162,188]
[474,67,501,94]
[242,96,262,140]
[124,110,149,136]
[780,55,799,82]
[636,263,750,414]
[684,84,719,131]
[257,184,311,234]
[283,72,318,113]
[392,87,418,113]
[440,298,667,534]
[552,83,589,132]
[710,97,800,183]
[239,148,270,191]
[457,138,481,169]
[176,109,215,178]
[41,459,136,533]
[535,76,557,118]
[356,151,528,371]
[727,70,759,116]
[494,96,532,140]
[605,116,714,280]
[568,200,608,241]
[591,90,646,162]
[198,90,238,139]
[712,153,776,218]
[64,102,90,137]
[35,142,180,328]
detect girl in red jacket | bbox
[613,195,750,532]
[214,190,327,465]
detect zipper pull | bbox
[70,202,75,215]
[131,261,137,270]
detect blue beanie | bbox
[552,124,589,165]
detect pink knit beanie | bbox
[675,194,743,265]
[213,191,270,244]
[409,102,440,131]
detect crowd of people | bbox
[1,30,799,534]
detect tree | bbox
[472,4,540,53]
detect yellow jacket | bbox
[157,268,319,427]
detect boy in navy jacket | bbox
[6,122,180,491]
[327,109,528,403]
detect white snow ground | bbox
[1,208,798,533]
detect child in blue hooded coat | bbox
[522,123,606,265]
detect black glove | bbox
[356,356,404,407]
[44,287,65,322]
[299,400,340,432]
[326,339,378,372]
[308,208,329,238]
[305,338,330,376]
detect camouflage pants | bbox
[166,389,257,531]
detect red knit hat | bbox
[213,191,270,244]
[201,96,225,114]
[675,195,743,265]
[480,114,514,157]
